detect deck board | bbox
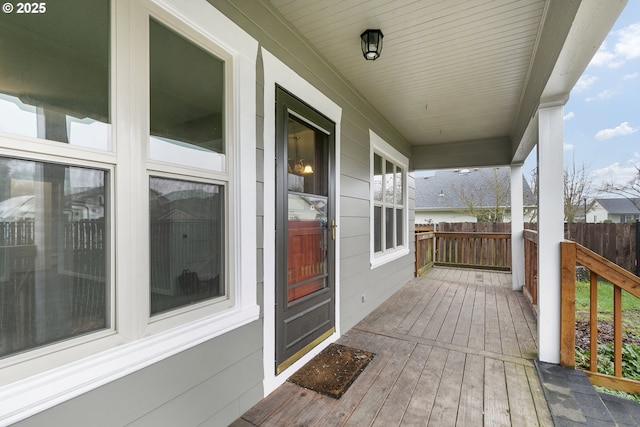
[407,279,451,337]
[451,281,477,347]
[401,346,448,425]
[372,343,432,426]
[233,267,551,426]
[504,361,539,426]
[345,339,416,426]
[484,358,511,427]
[428,349,466,426]
[456,353,485,426]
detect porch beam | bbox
[510,1,580,154]
[412,137,511,171]
[537,105,565,364]
[511,163,524,291]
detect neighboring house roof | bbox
[415,167,535,210]
[595,198,640,214]
[0,195,34,220]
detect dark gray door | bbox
[275,87,336,374]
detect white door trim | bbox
[261,48,342,395]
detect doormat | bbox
[287,343,375,399]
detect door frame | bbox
[261,48,342,394]
[274,86,336,374]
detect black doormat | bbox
[287,343,375,399]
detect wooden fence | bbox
[434,232,511,271]
[0,219,34,246]
[0,219,106,356]
[415,225,513,275]
[565,222,638,275]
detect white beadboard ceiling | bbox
[267,0,625,161]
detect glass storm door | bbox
[275,87,336,374]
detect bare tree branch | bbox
[564,158,597,223]
[529,157,597,223]
[449,168,511,223]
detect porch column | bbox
[537,104,565,364]
[510,163,524,291]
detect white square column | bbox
[537,104,565,364]
[510,163,525,291]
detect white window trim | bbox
[369,130,409,269]
[0,0,259,424]
[261,48,342,395]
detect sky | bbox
[523,1,640,196]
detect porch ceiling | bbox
[268,0,626,170]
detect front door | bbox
[275,87,336,374]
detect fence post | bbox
[433,222,437,264]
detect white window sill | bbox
[0,304,260,426]
[370,247,410,269]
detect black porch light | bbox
[360,29,384,60]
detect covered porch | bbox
[233,267,552,426]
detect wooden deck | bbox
[232,267,552,426]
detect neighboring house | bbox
[0,1,625,426]
[590,198,640,223]
[415,168,536,224]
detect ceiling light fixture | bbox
[360,29,384,60]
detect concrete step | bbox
[534,360,638,426]
[598,392,640,427]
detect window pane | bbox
[0,158,109,358]
[385,207,394,249]
[396,166,404,205]
[396,208,403,246]
[385,160,394,204]
[287,194,327,302]
[374,206,382,252]
[150,177,224,315]
[287,117,328,196]
[0,1,111,149]
[149,19,225,170]
[373,154,383,202]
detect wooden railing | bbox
[524,230,538,305]
[434,232,511,271]
[415,231,434,276]
[560,240,640,394]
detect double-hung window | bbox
[370,130,409,267]
[147,17,229,318]
[0,0,112,360]
[0,0,257,414]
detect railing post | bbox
[590,273,598,373]
[415,231,421,277]
[560,241,576,368]
[614,285,623,377]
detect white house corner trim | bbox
[261,48,342,394]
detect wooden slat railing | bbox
[561,240,640,394]
[434,232,511,271]
[415,231,434,276]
